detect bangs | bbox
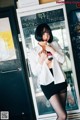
[42,28,50,34]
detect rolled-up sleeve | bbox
[31,63,42,76]
[53,51,65,64]
[51,41,65,64]
[28,50,42,76]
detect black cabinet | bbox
[0,61,35,120]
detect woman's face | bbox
[42,32,50,42]
[42,27,50,42]
[38,32,50,46]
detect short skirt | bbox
[40,81,67,100]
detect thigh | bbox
[58,89,67,110]
[49,94,66,117]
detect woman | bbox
[28,23,67,120]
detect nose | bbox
[44,35,48,41]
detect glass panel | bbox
[20,8,79,116]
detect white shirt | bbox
[28,41,66,85]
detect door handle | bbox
[0,67,22,73]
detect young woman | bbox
[28,23,67,120]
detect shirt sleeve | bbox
[28,49,42,76]
[51,41,65,64]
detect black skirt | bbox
[41,81,67,100]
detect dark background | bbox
[0,6,36,120]
[65,0,80,92]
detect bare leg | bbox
[49,94,67,120]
